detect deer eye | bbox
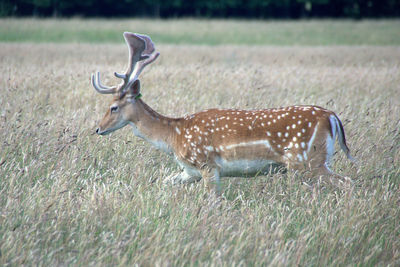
[110,105,119,113]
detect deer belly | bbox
[216,156,280,177]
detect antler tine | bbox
[120,51,160,95]
[130,51,160,81]
[91,71,117,94]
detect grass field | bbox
[1,18,400,45]
[1,19,400,266]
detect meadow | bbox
[0,19,399,266]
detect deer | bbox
[91,32,354,194]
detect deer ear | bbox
[127,79,141,97]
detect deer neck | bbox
[128,99,177,155]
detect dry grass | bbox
[0,41,399,266]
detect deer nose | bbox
[96,128,100,134]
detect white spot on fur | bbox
[205,146,214,151]
[297,154,303,162]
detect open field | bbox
[1,20,400,265]
[1,18,400,45]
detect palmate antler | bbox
[91,32,160,95]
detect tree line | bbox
[2,0,400,18]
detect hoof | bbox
[163,173,184,185]
[163,172,201,185]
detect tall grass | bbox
[0,22,400,265]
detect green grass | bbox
[0,19,400,265]
[1,18,400,45]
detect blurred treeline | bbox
[2,0,400,18]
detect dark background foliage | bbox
[2,0,400,18]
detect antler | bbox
[91,32,159,95]
[91,72,117,94]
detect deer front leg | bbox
[201,167,221,196]
[163,168,201,185]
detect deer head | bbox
[91,32,160,135]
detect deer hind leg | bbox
[285,131,352,188]
[310,163,353,188]
[308,133,353,188]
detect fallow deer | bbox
[91,32,354,193]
